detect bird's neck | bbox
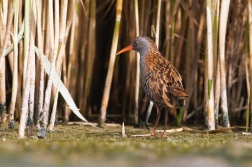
[139,55,146,74]
[138,47,149,58]
[139,52,153,78]
[139,49,162,76]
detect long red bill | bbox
[116,45,133,55]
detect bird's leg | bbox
[162,109,168,138]
[151,106,161,136]
[145,101,153,129]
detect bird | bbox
[116,36,188,137]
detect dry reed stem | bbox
[213,0,220,129]
[36,0,45,123]
[189,6,205,122]
[206,0,215,130]
[248,0,252,132]
[54,0,68,122]
[0,1,12,124]
[19,0,32,137]
[219,0,230,127]
[8,0,20,126]
[48,70,61,131]
[44,0,59,124]
[134,0,140,127]
[83,0,96,115]
[28,1,37,126]
[99,0,123,127]
[121,122,127,137]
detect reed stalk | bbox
[174,4,186,72]
[0,1,12,125]
[74,1,85,117]
[164,0,171,60]
[247,0,252,132]
[8,21,24,122]
[48,70,61,131]
[181,0,195,125]
[17,0,24,103]
[55,0,68,122]
[99,0,123,127]
[55,0,68,75]
[0,58,6,125]
[43,0,50,59]
[182,1,202,122]
[64,0,75,89]
[66,0,76,88]
[185,2,193,86]
[170,0,175,65]
[35,0,45,125]
[213,0,220,129]
[155,0,161,47]
[83,0,96,115]
[134,0,140,127]
[27,0,36,127]
[205,0,215,130]
[22,0,30,86]
[219,0,230,127]
[211,0,218,24]
[38,0,59,138]
[19,0,32,138]
[7,49,14,75]
[245,44,250,132]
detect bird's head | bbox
[116,36,151,56]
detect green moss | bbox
[1,124,252,166]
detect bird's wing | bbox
[147,59,188,107]
[170,87,189,98]
[145,71,165,106]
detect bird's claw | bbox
[150,130,158,137]
[161,133,167,138]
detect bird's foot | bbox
[161,132,167,138]
[150,130,158,137]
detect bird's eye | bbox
[134,41,138,45]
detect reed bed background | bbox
[0,0,251,138]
